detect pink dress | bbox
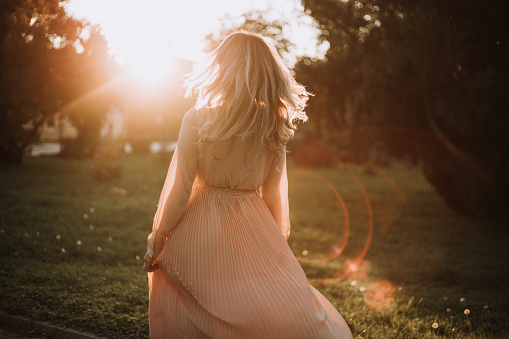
[147,108,353,338]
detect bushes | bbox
[90,139,124,181]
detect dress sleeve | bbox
[260,148,291,240]
[146,108,198,258]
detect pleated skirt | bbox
[148,183,352,339]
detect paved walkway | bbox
[0,312,107,339]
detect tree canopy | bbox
[294,0,509,217]
[0,0,116,163]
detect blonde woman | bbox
[144,31,353,338]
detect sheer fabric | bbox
[146,108,353,338]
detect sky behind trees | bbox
[64,0,322,66]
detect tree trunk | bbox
[0,140,24,164]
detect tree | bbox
[203,10,293,64]
[0,0,115,163]
[60,26,119,157]
[296,0,509,216]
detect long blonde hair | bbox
[184,31,309,158]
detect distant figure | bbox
[143,31,353,338]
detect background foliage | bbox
[294,0,509,217]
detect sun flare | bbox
[125,44,175,83]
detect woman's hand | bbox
[143,253,160,272]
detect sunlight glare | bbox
[126,35,175,83]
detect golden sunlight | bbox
[65,0,323,71]
[125,35,175,83]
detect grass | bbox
[0,153,508,338]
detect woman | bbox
[144,31,353,338]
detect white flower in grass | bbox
[76,240,82,246]
[432,322,438,329]
[446,308,452,312]
[464,309,470,315]
[89,225,94,230]
[359,286,367,292]
[97,246,102,252]
[83,213,89,219]
[460,297,465,302]
[61,248,66,253]
[350,280,357,287]
[89,208,95,214]
[135,255,140,261]
[56,234,61,240]
[484,305,489,310]
[108,236,113,242]
[301,250,309,256]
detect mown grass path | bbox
[1,154,508,338]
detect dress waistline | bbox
[193,182,257,195]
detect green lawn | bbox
[1,154,508,338]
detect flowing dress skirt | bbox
[148,183,352,338]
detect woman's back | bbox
[197,128,276,191]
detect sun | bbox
[124,36,176,83]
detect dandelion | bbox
[464,309,470,315]
[359,286,367,292]
[397,286,403,291]
[89,225,94,230]
[76,240,82,246]
[135,255,141,261]
[432,322,438,329]
[83,213,89,219]
[484,305,489,310]
[108,236,113,242]
[97,246,102,252]
[350,280,357,286]
[460,297,465,302]
[446,308,452,312]
[89,207,95,214]
[301,250,309,256]
[61,248,66,253]
[56,234,61,240]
